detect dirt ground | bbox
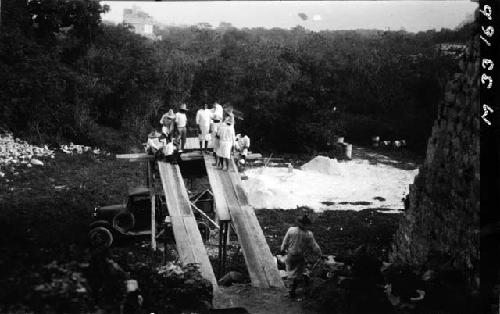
[0,145,413,313]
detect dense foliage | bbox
[1,0,474,154]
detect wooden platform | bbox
[184,137,213,150]
[157,162,217,289]
[203,155,284,288]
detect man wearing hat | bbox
[280,214,322,298]
[175,104,188,152]
[196,103,212,154]
[159,109,175,137]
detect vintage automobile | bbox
[88,187,211,247]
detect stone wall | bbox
[390,35,480,289]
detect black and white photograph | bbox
[0,0,495,313]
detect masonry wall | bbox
[390,35,480,289]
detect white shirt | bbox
[163,142,174,156]
[196,109,211,127]
[211,104,223,121]
[238,135,250,149]
[175,112,187,128]
[147,138,163,151]
[217,123,235,142]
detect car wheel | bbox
[197,221,210,242]
[113,212,135,233]
[89,227,113,248]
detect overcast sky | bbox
[102,1,477,33]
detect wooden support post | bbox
[146,160,150,187]
[218,221,224,278]
[226,221,232,244]
[148,160,156,251]
[222,222,228,277]
[218,221,230,279]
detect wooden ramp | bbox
[203,155,284,288]
[185,137,213,150]
[157,162,217,289]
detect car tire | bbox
[113,212,135,233]
[197,221,210,242]
[89,227,113,248]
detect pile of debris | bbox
[60,143,103,155]
[0,131,55,175]
[0,130,108,178]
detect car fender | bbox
[89,220,111,229]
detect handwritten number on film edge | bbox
[480,5,495,126]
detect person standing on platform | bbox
[210,102,224,165]
[216,116,235,171]
[196,103,212,154]
[175,104,188,152]
[225,105,235,131]
[159,109,176,137]
[210,102,223,152]
[280,214,322,299]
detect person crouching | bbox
[146,130,164,159]
[160,135,179,164]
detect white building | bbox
[123,6,156,39]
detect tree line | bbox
[0,0,475,154]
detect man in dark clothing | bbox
[280,214,322,298]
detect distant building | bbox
[123,6,157,40]
[435,43,466,59]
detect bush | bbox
[132,262,213,314]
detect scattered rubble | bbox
[0,130,108,177]
[0,131,55,175]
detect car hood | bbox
[99,204,126,212]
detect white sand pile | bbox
[301,155,343,176]
[242,157,419,212]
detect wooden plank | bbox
[180,151,204,161]
[217,172,270,288]
[157,162,217,288]
[170,216,217,287]
[116,153,152,161]
[203,155,283,288]
[203,155,231,222]
[224,163,283,288]
[184,137,214,150]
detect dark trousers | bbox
[177,127,187,150]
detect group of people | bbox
[146,102,250,170]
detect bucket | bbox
[345,144,352,160]
[125,279,138,292]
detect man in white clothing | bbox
[235,133,250,159]
[196,104,212,154]
[210,102,224,157]
[175,103,188,152]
